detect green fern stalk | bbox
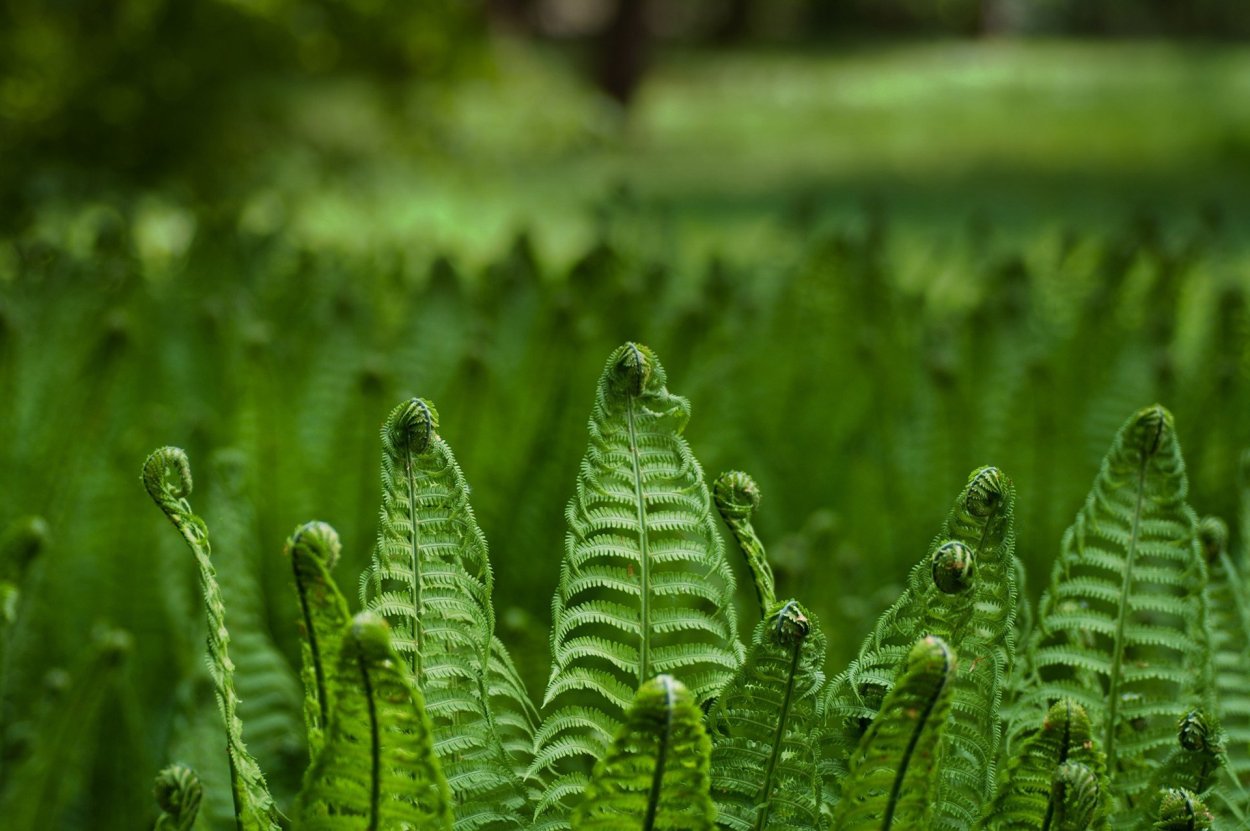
[534,343,742,824]
[1017,406,1208,807]
[293,612,454,831]
[286,521,351,760]
[713,471,775,616]
[570,674,714,831]
[154,764,204,831]
[709,600,826,831]
[830,635,957,831]
[142,447,282,831]
[359,399,527,829]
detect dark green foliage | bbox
[1016,406,1207,807]
[709,600,826,831]
[570,674,714,831]
[293,612,454,831]
[154,764,203,831]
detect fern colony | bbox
[36,338,1239,830]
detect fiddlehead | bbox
[1051,761,1104,831]
[1154,789,1213,831]
[154,764,203,831]
[713,471,775,616]
[142,447,282,831]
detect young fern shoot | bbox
[713,471,775,617]
[154,765,204,831]
[142,447,282,831]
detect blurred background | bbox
[3,1,1250,827]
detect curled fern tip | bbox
[385,398,439,455]
[713,471,761,519]
[931,540,975,594]
[142,446,193,502]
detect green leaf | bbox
[1016,406,1208,806]
[142,447,282,831]
[294,612,454,831]
[571,674,714,831]
[831,635,956,831]
[154,764,204,831]
[709,600,826,831]
[535,343,742,825]
[286,521,351,760]
[359,399,528,829]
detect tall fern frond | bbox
[154,764,204,831]
[1016,405,1207,807]
[1154,789,1214,831]
[293,612,454,831]
[570,674,714,831]
[142,447,282,831]
[713,471,775,616]
[287,521,351,760]
[829,635,957,831]
[359,399,526,830]
[978,699,1110,831]
[1196,516,1250,808]
[709,600,826,831]
[534,343,742,824]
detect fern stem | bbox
[357,648,381,831]
[1039,701,1075,831]
[405,449,425,680]
[625,370,653,685]
[882,641,954,831]
[754,604,804,831]
[293,555,330,730]
[642,676,675,831]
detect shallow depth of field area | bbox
[4,3,1250,830]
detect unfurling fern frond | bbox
[823,465,1018,819]
[978,699,1110,831]
[1196,516,1250,808]
[142,447,282,831]
[359,399,526,829]
[535,343,741,824]
[709,600,826,831]
[154,765,203,831]
[293,612,454,831]
[570,674,714,831]
[1016,406,1207,807]
[713,471,775,616]
[831,635,957,831]
[1154,789,1214,831]
[1132,711,1227,830]
[287,521,351,759]
[1051,761,1106,831]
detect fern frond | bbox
[1016,406,1207,807]
[359,399,526,829]
[154,765,203,831]
[1154,789,1214,830]
[830,635,957,831]
[293,612,454,831]
[142,447,282,831]
[709,599,826,831]
[1052,761,1107,831]
[536,343,742,824]
[713,471,775,616]
[489,635,542,783]
[570,674,714,831]
[978,699,1110,831]
[287,521,351,759]
[1136,711,1224,826]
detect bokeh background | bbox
[3,2,1250,827]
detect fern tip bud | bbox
[607,341,655,397]
[1197,516,1228,564]
[287,520,342,571]
[154,764,203,826]
[932,540,975,594]
[1129,404,1173,459]
[384,398,439,455]
[1156,788,1213,830]
[142,447,193,502]
[964,466,1008,517]
[1177,710,1217,753]
[348,611,392,661]
[714,471,761,520]
[771,600,810,646]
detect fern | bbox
[570,674,714,831]
[1051,761,1108,831]
[287,521,352,759]
[1154,789,1214,830]
[709,600,826,831]
[293,612,454,831]
[154,764,204,831]
[830,635,957,831]
[1135,711,1224,827]
[359,398,527,830]
[978,699,1110,831]
[534,343,742,824]
[713,471,775,616]
[1016,405,1207,806]
[142,447,283,831]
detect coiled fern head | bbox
[154,765,203,831]
[1155,789,1213,830]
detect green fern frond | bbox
[359,399,526,829]
[154,764,204,831]
[978,699,1110,831]
[489,635,542,783]
[709,600,826,831]
[1154,789,1214,830]
[1132,711,1231,830]
[535,343,742,824]
[142,447,282,831]
[1016,406,1207,806]
[570,674,714,831]
[1052,761,1107,831]
[293,612,454,831]
[830,635,957,831]
[286,521,351,760]
[713,471,775,616]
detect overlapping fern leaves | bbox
[359,398,528,830]
[1015,405,1207,807]
[534,343,741,825]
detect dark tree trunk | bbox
[597,0,649,106]
[714,0,754,43]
